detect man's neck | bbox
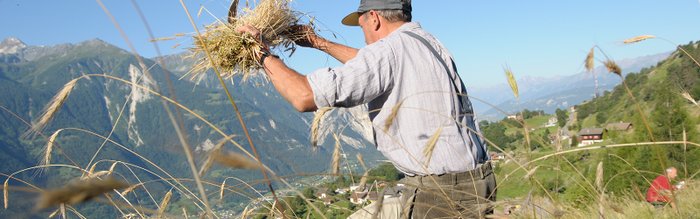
[378,21,408,40]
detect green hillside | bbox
[479,40,700,217]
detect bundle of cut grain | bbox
[188,0,301,81]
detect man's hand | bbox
[290,25,325,49]
[236,25,270,55]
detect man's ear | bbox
[368,10,381,31]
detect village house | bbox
[490,152,505,162]
[606,122,633,131]
[578,128,606,146]
[315,188,330,199]
[545,117,558,127]
[350,190,368,205]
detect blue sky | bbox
[1,0,699,87]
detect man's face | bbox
[668,168,678,179]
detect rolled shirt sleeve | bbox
[307,41,394,108]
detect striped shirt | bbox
[307,22,488,176]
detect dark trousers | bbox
[401,162,497,219]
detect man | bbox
[237,0,496,217]
[646,167,678,208]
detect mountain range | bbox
[469,51,671,121]
[0,37,381,217]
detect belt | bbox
[406,161,493,186]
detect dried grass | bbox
[83,171,112,180]
[311,107,333,148]
[210,150,260,170]
[603,59,622,76]
[422,127,443,167]
[357,171,369,192]
[623,35,656,44]
[158,189,173,218]
[523,166,540,180]
[681,91,699,106]
[595,162,604,192]
[3,179,7,209]
[188,0,302,81]
[596,161,605,217]
[356,153,367,171]
[371,188,386,219]
[43,129,62,166]
[36,177,129,210]
[199,135,236,175]
[29,78,79,137]
[585,47,595,72]
[219,180,226,200]
[384,101,404,132]
[331,133,342,175]
[120,184,138,196]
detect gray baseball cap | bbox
[341,0,412,26]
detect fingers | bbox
[235,25,261,38]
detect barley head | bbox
[623,35,656,44]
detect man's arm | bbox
[236,25,317,112]
[261,56,317,112]
[293,25,359,64]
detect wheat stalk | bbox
[504,65,519,99]
[158,189,173,218]
[604,59,622,76]
[42,129,63,168]
[371,188,386,219]
[120,184,138,196]
[3,179,8,209]
[422,127,443,167]
[356,153,367,171]
[681,92,699,106]
[585,47,595,72]
[188,0,302,81]
[331,133,342,175]
[83,171,111,180]
[623,35,656,44]
[36,177,129,210]
[311,107,333,147]
[199,135,236,175]
[596,162,604,193]
[108,161,119,174]
[384,101,404,132]
[211,150,261,170]
[30,78,79,136]
[241,206,253,218]
[523,166,540,180]
[596,161,604,218]
[357,171,369,191]
[219,180,226,201]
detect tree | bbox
[595,112,607,125]
[555,108,567,128]
[570,135,578,147]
